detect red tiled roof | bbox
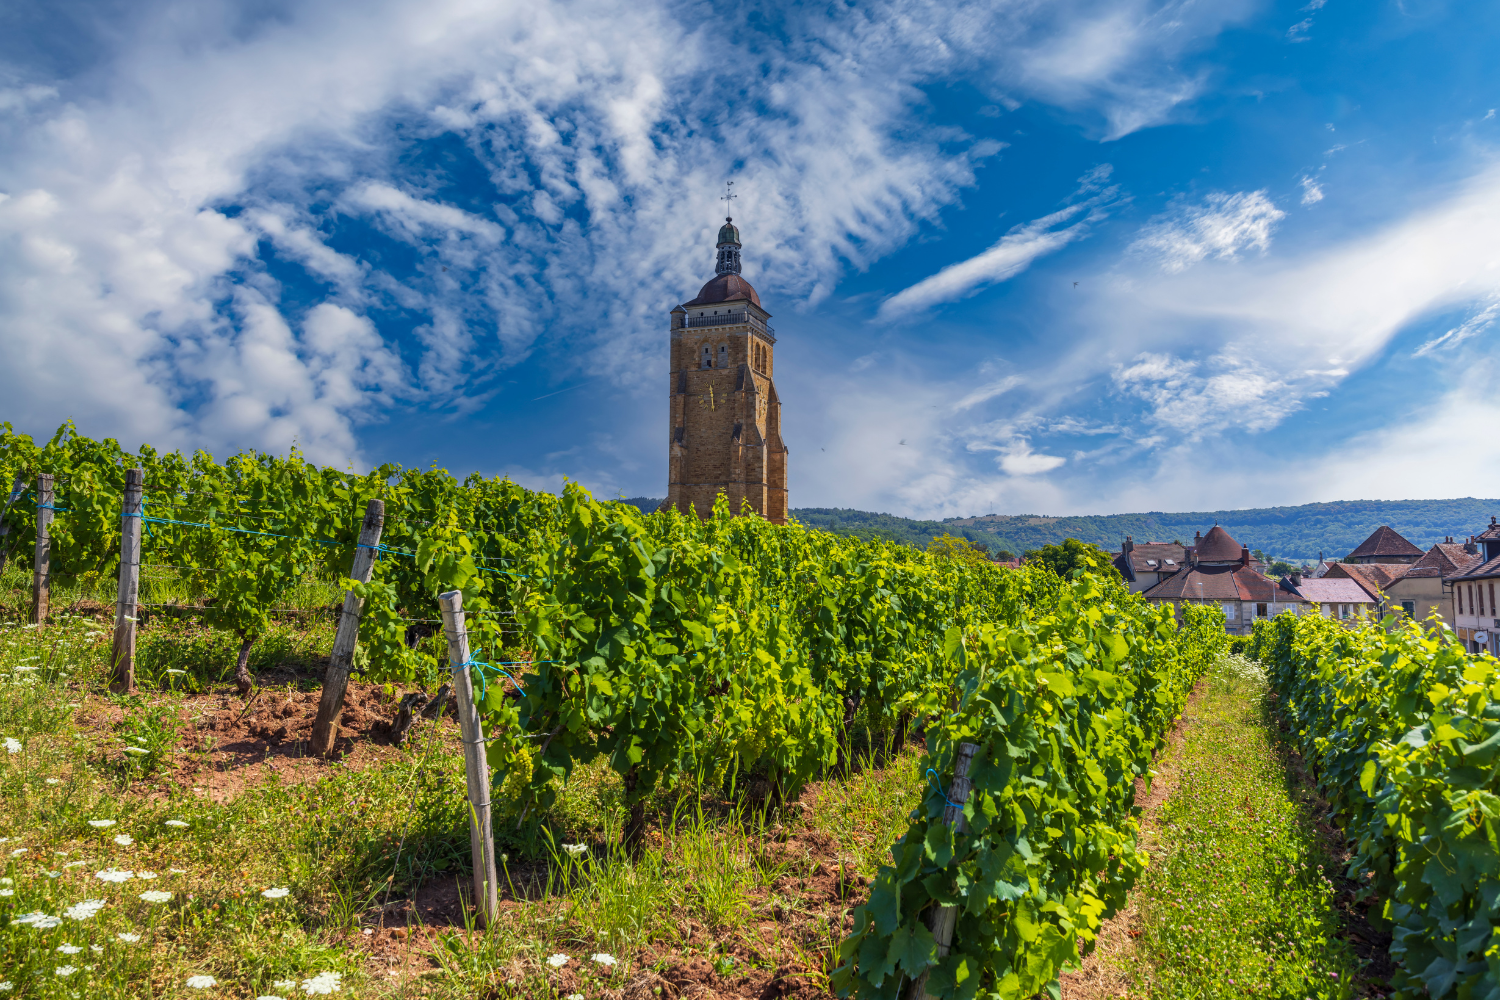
[1346,525,1423,560]
[1112,542,1187,580]
[1195,525,1244,562]
[1404,542,1483,579]
[1141,562,1296,602]
[684,274,762,308]
[1325,562,1402,596]
[1451,553,1500,581]
[1293,577,1377,604]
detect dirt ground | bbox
[75,663,452,801]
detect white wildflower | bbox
[186,975,217,988]
[7,848,24,857]
[139,890,172,903]
[261,887,290,899]
[273,981,296,990]
[0,877,10,884]
[16,912,62,929]
[44,870,60,878]
[0,981,11,991]
[91,945,102,953]
[258,996,287,1000]
[301,970,343,994]
[567,995,584,1000]
[64,861,86,868]
[55,966,78,978]
[45,778,60,785]
[122,747,149,756]
[547,953,570,968]
[86,820,116,829]
[0,890,12,897]
[95,869,133,883]
[57,944,83,954]
[592,952,617,967]
[561,843,587,857]
[3,738,20,754]
[137,871,157,879]
[63,900,106,920]
[118,933,141,942]
[164,820,188,828]
[113,834,134,847]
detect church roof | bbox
[1347,525,1423,560]
[1194,525,1244,563]
[717,218,741,246]
[685,273,761,308]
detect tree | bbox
[1268,559,1297,578]
[1022,538,1122,582]
[927,533,993,565]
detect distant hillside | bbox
[614,499,1007,552]
[617,497,1500,561]
[943,499,1500,561]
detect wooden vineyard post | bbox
[31,473,53,625]
[110,469,144,693]
[904,741,980,1000]
[310,499,384,757]
[438,589,500,926]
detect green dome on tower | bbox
[717,218,741,246]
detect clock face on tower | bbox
[662,218,788,524]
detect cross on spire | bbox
[720,180,736,219]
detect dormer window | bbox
[1145,560,1158,567]
[1164,559,1176,566]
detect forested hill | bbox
[617,497,1500,561]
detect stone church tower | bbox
[660,217,788,523]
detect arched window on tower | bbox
[701,345,712,369]
[718,344,728,367]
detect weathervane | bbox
[720,180,736,218]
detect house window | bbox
[1491,583,1496,617]
[718,344,728,366]
[1256,603,1267,618]
[1401,600,1416,618]
[1460,587,1466,614]
[1221,603,1237,619]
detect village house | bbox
[1112,537,1187,594]
[1450,518,1500,656]
[1279,573,1378,621]
[1323,524,1482,628]
[1139,525,1305,634]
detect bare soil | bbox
[75,665,458,801]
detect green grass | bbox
[1120,654,1372,1000]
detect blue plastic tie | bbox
[926,768,962,809]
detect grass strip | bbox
[1121,654,1375,1000]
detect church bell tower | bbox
[660,216,788,523]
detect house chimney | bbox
[1289,571,1302,588]
[1123,535,1134,554]
[1240,545,1250,567]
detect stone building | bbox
[1324,524,1482,627]
[658,218,788,523]
[1140,525,1306,634]
[1451,517,1500,655]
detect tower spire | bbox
[715,182,742,275]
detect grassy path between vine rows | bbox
[1064,655,1392,1000]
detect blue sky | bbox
[1,0,1497,517]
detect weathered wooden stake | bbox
[310,499,385,757]
[0,473,25,575]
[110,469,144,693]
[31,473,53,625]
[439,589,500,926]
[904,741,980,1000]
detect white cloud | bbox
[1112,352,1289,438]
[1299,176,1324,205]
[1287,18,1314,41]
[996,439,1067,476]
[879,167,1119,318]
[1414,300,1500,357]
[953,376,1025,411]
[1128,190,1286,272]
[0,0,1244,464]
